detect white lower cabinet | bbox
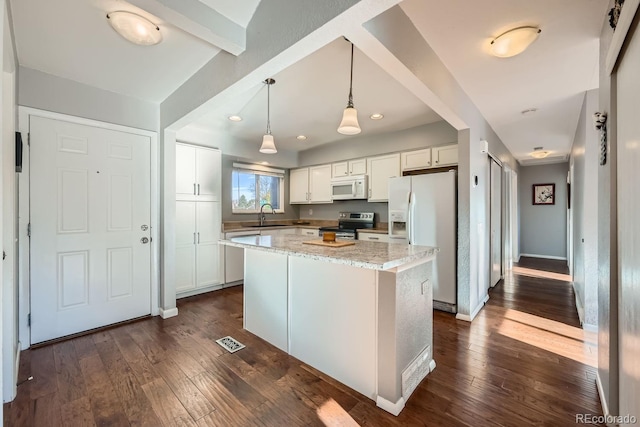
[297,228,319,237]
[224,230,259,284]
[357,232,390,243]
[176,201,223,296]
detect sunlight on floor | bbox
[511,266,572,282]
[496,308,597,367]
[316,398,360,427]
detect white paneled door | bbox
[490,159,502,287]
[30,116,151,344]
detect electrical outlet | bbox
[308,208,313,216]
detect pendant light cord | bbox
[266,81,272,135]
[347,42,354,108]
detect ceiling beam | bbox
[128,0,246,55]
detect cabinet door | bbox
[433,144,458,166]
[349,158,367,175]
[309,164,332,203]
[175,201,196,292]
[289,168,309,204]
[195,147,221,201]
[196,202,221,288]
[401,149,431,171]
[358,232,389,242]
[176,144,196,199]
[332,162,349,178]
[224,231,259,283]
[367,153,400,202]
[297,228,319,237]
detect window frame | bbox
[231,163,285,214]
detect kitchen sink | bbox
[248,224,291,228]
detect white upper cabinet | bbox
[309,164,332,203]
[367,153,400,202]
[290,165,332,204]
[290,168,310,204]
[332,158,367,178]
[401,148,432,171]
[432,144,458,167]
[176,143,221,201]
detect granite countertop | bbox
[219,234,437,271]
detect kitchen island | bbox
[219,234,438,416]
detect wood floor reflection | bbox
[4,257,604,426]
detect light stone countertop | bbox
[219,234,438,271]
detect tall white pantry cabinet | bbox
[175,143,223,297]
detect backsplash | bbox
[298,200,389,223]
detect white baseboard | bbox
[456,294,489,322]
[159,307,179,319]
[572,282,585,326]
[429,359,437,372]
[376,395,406,416]
[519,253,567,261]
[583,323,598,333]
[596,372,610,421]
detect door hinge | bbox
[27,313,31,327]
[27,223,31,237]
[27,133,30,146]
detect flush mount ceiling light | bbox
[259,78,277,154]
[337,40,361,135]
[106,11,162,46]
[490,26,541,58]
[296,135,307,141]
[370,113,384,120]
[530,147,550,158]
[228,115,242,122]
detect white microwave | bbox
[330,175,368,200]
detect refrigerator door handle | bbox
[407,192,412,245]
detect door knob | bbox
[140,237,149,244]
[141,225,149,231]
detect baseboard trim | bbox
[596,372,611,421]
[376,395,405,416]
[519,253,567,261]
[572,282,585,326]
[159,307,179,319]
[583,323,598,333]
[456,294,489,322]
[429,359,437,372]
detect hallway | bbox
[4,258,603,426]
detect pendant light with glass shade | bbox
[259,78,277,154]
[337,41,361,135]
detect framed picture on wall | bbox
[532,183,555,205]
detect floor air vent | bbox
[216,336,246,353]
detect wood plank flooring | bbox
[4,257,603,426]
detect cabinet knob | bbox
[435,160,439,164]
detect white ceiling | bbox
[400,0,608,162]
[9,0,609,162]
[9,0,260,102]
[184,37,443,152]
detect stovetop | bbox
[318,212,375,233]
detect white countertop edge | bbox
[219,239,437,271]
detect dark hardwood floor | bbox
[4,257,603,426]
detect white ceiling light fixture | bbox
[228,115,242,122]
[370,113,384,120]
[490,26,541,58]
[106,11,162,46]
[530,146,550,158]
[259,78,277,154]
[337,40,361,135]
[296,135,307,141]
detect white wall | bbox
[518,163,569,259]
[570,89,599,329]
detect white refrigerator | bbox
[388,171,457,312]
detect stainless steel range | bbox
[318,212,375,240]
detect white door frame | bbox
[17,107,160,349]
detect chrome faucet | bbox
[259,203,274,226]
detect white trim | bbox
[176,283,223,299]
[18,106,161,345]
[429,359,436,372]
[159,307,179,319]
[519,253,567,261]
[232,162,285,175]
[376,395,405,416]
[583,323,598,333]
[596,372,612,423]
[573,282,585,326]
[606,0,640,75]
[456,294,489,322]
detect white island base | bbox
[223,236,437,416]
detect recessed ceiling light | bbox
[296,135,307,141]
[490,26,541,58]
[370,113,384,120]
[260,161,270,165]
[228,115,242,121]
[521,108,538,115]
[106,11,162,46]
